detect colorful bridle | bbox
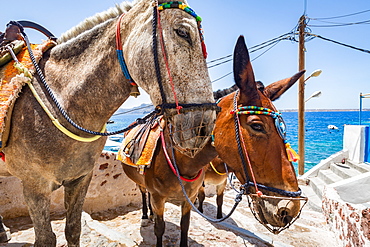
[231,91,307,234]
[231,91,302,197]
[231,105,299,163]
[116,1,214,115]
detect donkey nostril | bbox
[279,209,293,225]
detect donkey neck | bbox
[44,19,130,130]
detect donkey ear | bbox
[233,35,258,100]
[264,70,305,101]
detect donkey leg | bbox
[180,198,195,247]
[216,179,227,219]
[197,183,205,213]
[151,195,166,247]
[63,172,93,247]
[139,185,149,219]
[0,216,11,243]
[22,181,56,247]
[147,192,154,219]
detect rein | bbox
[163,125,245,223]
[160,130,202,182]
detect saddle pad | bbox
[117,117,165,169]
[0,39,56,148]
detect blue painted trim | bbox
[364,125,369,162]
[116,49,133,82]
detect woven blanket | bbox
[117,117,165,173]
[0,39,56,148]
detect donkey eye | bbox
[250,123,264,132]
[176,28,189,39]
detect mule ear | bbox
[264,70,305,101]
[233,35,258,100]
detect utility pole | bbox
[298,15,306,175]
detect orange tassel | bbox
[285,143,300,162]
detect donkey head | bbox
[122,0,216,158]
[214,35,305,231]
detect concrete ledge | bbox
[329,172,370,204]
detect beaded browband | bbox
[158,1,207,59]
[231,105,299,162]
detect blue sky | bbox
[2,0,370,110]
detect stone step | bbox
[300,184,322,212]
[329,163,362,179]
[346,160,370,173]
[308,176,325,199]
[318,169,342,184]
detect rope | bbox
[161,131,202,182]
[166,130,244,223]
[152,3,168,107]
[18,23,159,137]
[232,92,252,187]
[234,103,262,196]
[156,7,182,114]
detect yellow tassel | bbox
[130,84,140,98]
[285,143,300,162]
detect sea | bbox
[105,110,370,174]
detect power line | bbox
[207,32,294,69]
[210,33,294,83]
[211,72,232,84]
[307,33,370,54]
[307,18,370,27]
[207,54,232,64]
[310,9,370,20]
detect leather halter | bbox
[231,91,302,198]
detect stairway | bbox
[299,159,370,211]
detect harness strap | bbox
[12,59,106,142]
[160,130,202,182]
[26,78,105,142]
[156,6,182,114]
[115,14,140,97]
[209,161,226,176]
[15,20,56,40]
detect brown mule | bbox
[121,35,305,246]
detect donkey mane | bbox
[57,0,139,44]
[213,84,238,100]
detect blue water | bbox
[106,111,370,173]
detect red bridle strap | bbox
[160,130,202,182]
[156,7,182,114]
[235,114,263,197]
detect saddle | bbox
[0,22,56,149]
[117,115,165,174]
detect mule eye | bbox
[250,123,264,132]
[176,28,189,39]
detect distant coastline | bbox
[117,104,370,114]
